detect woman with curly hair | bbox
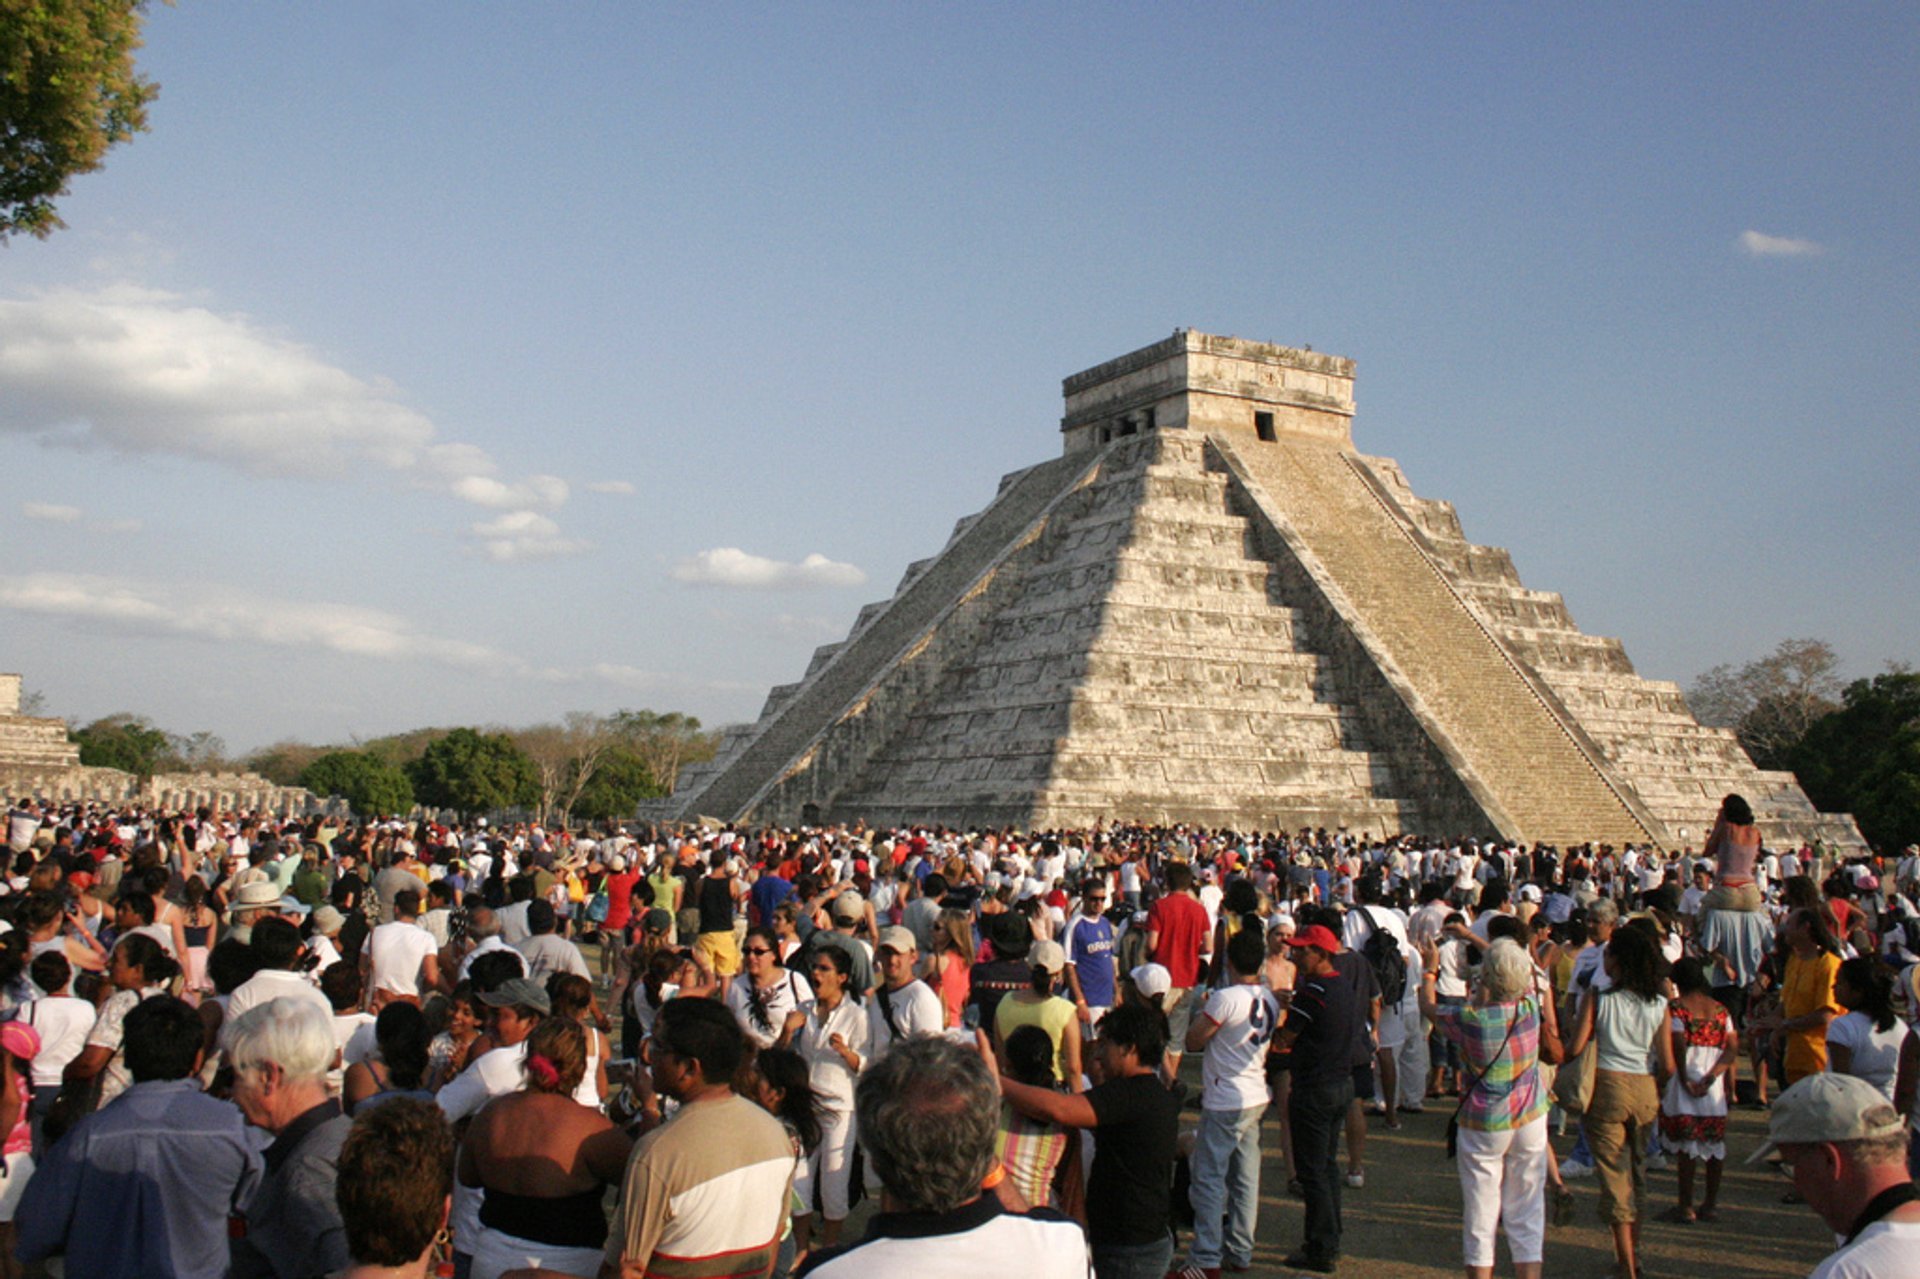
[336,1098,454,1279]
[458,1016,634,1279]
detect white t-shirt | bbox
[514,934,591,984]
[330,1010,376,1095]
[496,901,533,945]
[367,920,438,996]
[457,935,526,984]
[868,978,944,1056]
[227,968,336,1026]
[1825,1012,1910,1101]
[1199,983,1281,1111]
[1809,1218,1920,1279]
[20,995,97,1089]
[797,997,870,1109]
[1343,905,1422,1011]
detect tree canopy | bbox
[1685,637,1843,770]
[571,746,660,823]
[70,712,170,776]
[1787,670,1920,853]
[0,0,159,239]
[406,727,537,819]
[609,708,718,796]
[299,750,414,817]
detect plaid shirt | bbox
[1434,998,1547,1131]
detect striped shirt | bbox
[1432,998,1547,1132]
[606,1092,796,1279]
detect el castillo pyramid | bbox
[670,331,1859,849]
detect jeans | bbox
[1289,1072,1354,1262]
[1092,1235,1173,1279]
[1190,1104,1265,1268]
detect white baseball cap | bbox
[1747,1071,1907,1164]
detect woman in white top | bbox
[1827,957,1916,1105]
[726,927,814,1050]
[63,934,178,1109]
[778,944,868,1260]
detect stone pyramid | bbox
[670,332,1859,848]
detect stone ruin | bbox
[0,673,323,816]
[669,331,1861,849]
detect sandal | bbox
[1695,1206,1718,1222]
[1657,1204,1695,1224]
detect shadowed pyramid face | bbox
[668,334,1860,852]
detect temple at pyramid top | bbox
[670,332,1859,850]
[1061,330,1357,453]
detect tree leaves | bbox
[0,0,159,239]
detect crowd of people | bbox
[0,790,1915,1279]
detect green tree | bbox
[0,0,159,239]
[1686,638,1843,769]
[70,712,170,776]
[299,750,414,817]
[1787,669,1920,852]
[406,727,536,819]
[570,746,660,823]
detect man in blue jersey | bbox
[1064,879,1118,1040]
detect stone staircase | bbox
[1367,458,1863,848]
[1220,435,1654,846]
[670,451,1101,822]
[831,431,1416,831]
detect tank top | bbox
[697,875,735,934]
[1594,989,1666,1075]
[994,992,1078,1083]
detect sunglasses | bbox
[744,947,774,956]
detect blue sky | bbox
[3,5,1915,753]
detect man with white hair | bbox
[225,998,354,1278]
[1750,1071,1920,1278]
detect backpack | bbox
[1361,907,1409,1006]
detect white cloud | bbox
[450,474,570,510]
[586,480,636,495]
[469,510,592,563]
[0,571,740,702]
[0,572,513,670]
[0,285,574,527]
[1738,229,1825,258]
[22,502,81,523]
[671,547,868,590]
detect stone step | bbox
[675,451,1100,820]
[1222,436,1652,846]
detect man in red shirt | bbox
[1147,860,1212,1078]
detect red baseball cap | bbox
[1287,924,1343,953]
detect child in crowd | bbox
[1659,957,1736,1222]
